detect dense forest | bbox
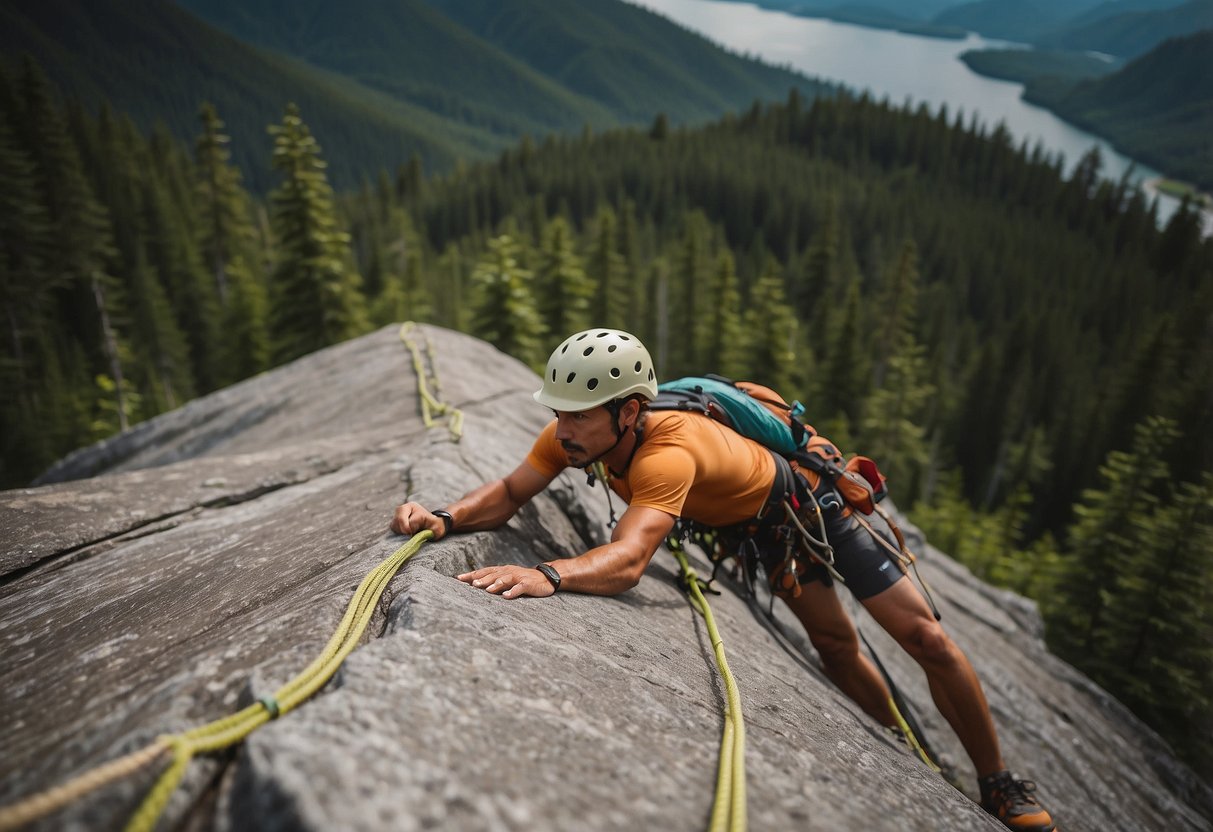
[1,59,1210,774]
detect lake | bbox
[632,0,1211,232]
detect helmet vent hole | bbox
[566,372,576,383]
[561,344,569,354]
[648,369,655,381]
[608,344,617,353]
[634,361,642,373]
[551,369,556,381]
[620,335,630,341]
[596,331,609,338]
[610,368,620,378]
[587,378,599,391]
[583,346,594,356]
[576,333,588,341]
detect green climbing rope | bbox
[669,540,747,832]
[0,534,432,832]
[399,322,463,441]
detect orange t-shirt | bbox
[525,410,776,527]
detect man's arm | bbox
[459,505,676,599]
[389,461,552,540]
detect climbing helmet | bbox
[534,328,657,412]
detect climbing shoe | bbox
[979,770,1056,832]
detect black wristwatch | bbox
[432,510,455,536]
[535,563,561,592]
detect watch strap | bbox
[535,563,561,592]
[432,509,455,536]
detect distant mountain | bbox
[0,0,502,191]
[739,0,964,21]
[174,0,616,139]
[1064,0,1190,29]
[420,0,823,124]
[931,0,1072,41]
[2,0,828,191]
[1038,0,1213,57]
[1026,30,1213,190]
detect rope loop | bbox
[399,322,463,442]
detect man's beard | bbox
[562,441,587,463]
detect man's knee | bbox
[809,630,862,670]
[904,619,958,667]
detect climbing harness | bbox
[399,321,463,441]
[668,537,748,832]
[0,533,433,832]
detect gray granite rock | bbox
[1,324,1209,831]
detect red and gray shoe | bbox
[979,770,1057,832]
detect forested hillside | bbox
[1025,30,1213,191]
[1037,0,1213,57]
[1,63,1211,774]
[0,0,827,191]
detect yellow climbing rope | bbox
[0,533,432,832]
[399,322,463,441]
[669,540,747,832]
[2,321,466,832]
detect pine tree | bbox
[469,235,546,369]
[219,258,270,381]
[1096,474,1213,751]
[370,207,431,327]
[195,102,259,307]
[588,205,626,329]
[817,280,869,428]
[126,242,193,412]
[18,59,131,432]
[1046,417,1178,661]
[671,212,712,375]
[267,104,368,364]
[535,216,593,337]
[860,339,934,489]
[704,250,745,378]
[872,239,921,389]
[0,116,50,402]
[741,258,798,394]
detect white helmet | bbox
[534,328,657,411]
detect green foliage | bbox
[587,206,626,329]
[959,48,1118,86]
[741,259,800,395]
[1039,418,1213,773]
[535,216,593,337]
[267,104,368,364]
[704,251,746,380]
[469,235,546,370]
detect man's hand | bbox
[390,502,447,538]
[458,565,556,599]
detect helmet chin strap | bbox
[581,400,643,473]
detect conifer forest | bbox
[1,59,1211,775]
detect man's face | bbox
[552,405,616,467]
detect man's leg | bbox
[862,579,1056,831]
[859,577,1005,776]
[779,579,898,727]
